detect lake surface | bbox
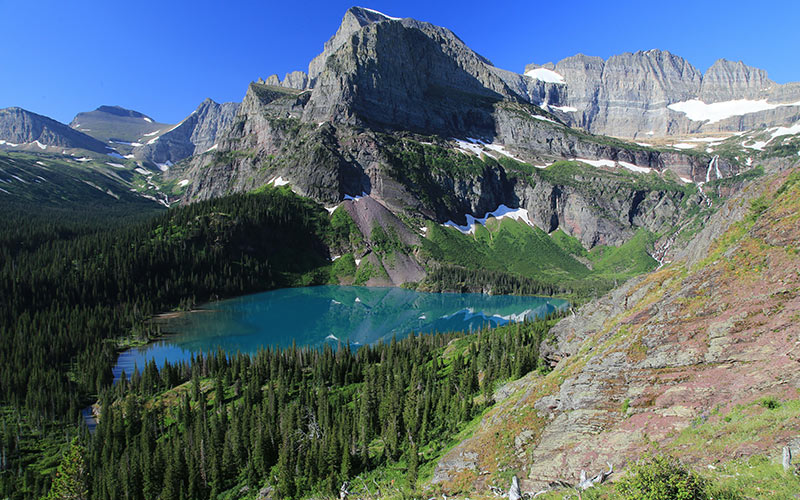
[113,286,567,379]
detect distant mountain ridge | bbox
[133,98,239,166]
[0,107,109,153]
[525,50,800,138]
[70,105,167,145]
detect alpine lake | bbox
[113,285,568,380]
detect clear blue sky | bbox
[1,0,797,124]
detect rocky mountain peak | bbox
[306,6,403,87]
[0,106,108,153]
[133,98,239,166]
[529,49,800,137]
[699,58,775,102]
[93,105,154,121]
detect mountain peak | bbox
[347,6,402,22]
[0,106,108,152]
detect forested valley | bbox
[0,187,567,499]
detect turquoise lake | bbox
[113,286,568,379]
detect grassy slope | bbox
[422,166,800,499]
[420,217,657,298]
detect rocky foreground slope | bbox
[432,161,800,495]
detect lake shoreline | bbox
[111,285,568,383]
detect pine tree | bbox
[43,438,89,500]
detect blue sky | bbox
[1,0,797,124]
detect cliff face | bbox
[0,107,109,153]
[432,164,800,492]
[134,99,239,165]
[527,50,800,138]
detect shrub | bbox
[758,396,781,410]
[617,453,707,500]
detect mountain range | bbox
[2,5,800,499]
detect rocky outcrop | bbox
[134,98,239,165]
[432,166,800,492]
[0,107,109,153]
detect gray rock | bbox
[700,59,773,103]
[0,107,108,153]
[135,98,239,165]
[527,50,800,137]
[508,475,522,500]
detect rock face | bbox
[526,50,800,137]
[134,98,239,165]
[173,7,746,266]
[432,166,800,491]
[0,107,108,153]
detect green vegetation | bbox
[0,151,169,208]
[78,317,559,500]
[616,454,708,500]
[420,218,658,300]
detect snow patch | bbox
[574,158,616,168]
[668,99,800,124]
[178,179,190,187]
[444,204,533,235]
[550,105,577,112]
[770,122,800,140]
[155,161,173,171]
[142,130,161,137]
[484,143,524,162]
[454,138,484,156]
[106,162,126,168]
[359,7,401,20]
[533,115,557,124]
[75,157,92,162]
[744,141,767,151]
[679,177,694,184]
[134,167,151,175]
[524,67,565,84]
[0,187,8,194]
[146,137,159,145]
[268,176,289,186]
[354,259,362,266]
[33,140,47,150]
[143,117,153,123]
[204,144,219,153]
[344,192,368,201]
[646,131,655,136]
[671,143,697,150]
[618,161,652,173]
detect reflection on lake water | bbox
[113,286,567,380]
